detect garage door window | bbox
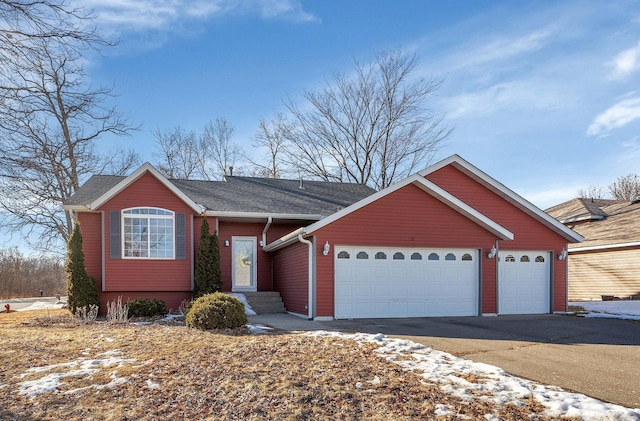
[375,252,387,260]
[337,251,350,259]
[505,255,515,262]
[535,256,545,262]
[393,252,405,260]
[445,253,456,261]
[356,251,369,259]
[428,253,439,260]
[520,255,530,262]
[411,252,422,260]
[462,253,473,261]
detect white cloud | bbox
[609,41,640,79]
[80,0,317,33]
[587,96,640,136]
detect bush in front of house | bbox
[127,298,167,318]
[186,292,247,330]
[66,222,100,315]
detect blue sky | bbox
[79,0,640,210]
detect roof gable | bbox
[87,163,204,213]
[419,155,583,243]
[264,171,514,252]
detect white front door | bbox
[232,237,257,292]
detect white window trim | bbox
[122,207,175,260]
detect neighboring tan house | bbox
[63,155,582,319]
[546,198,640,301]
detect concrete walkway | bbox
[248,313,640,410]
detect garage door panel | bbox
[499,250,550,315]
[335,246,478,319]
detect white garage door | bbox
[334,246,479,319]
[498,251,550,314]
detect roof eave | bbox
[263,228,307,252]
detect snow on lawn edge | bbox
[304,330,640,421]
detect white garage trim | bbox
[498,250,551,315]
[334,246,480,319]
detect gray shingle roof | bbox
[65,174,376,217]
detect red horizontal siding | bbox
[77,212,102,292]
[273,241,309,315]
[427,165,569,313]
[99,172,195,293]
[313,183,502,317]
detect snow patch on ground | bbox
[15,301,66,312]
[247,324,273,334]
[229,293,257,315]
[17,351,136,398]
[571,300,640,320]
[304,330,640,421]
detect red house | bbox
[63,155,582,319]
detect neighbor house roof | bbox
[546,198,640,250]
[63,162,376,218]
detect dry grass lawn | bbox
[0,309,556,420]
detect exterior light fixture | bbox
[224,240,230,247]
[558,248,568,260]
[487,245,497,259]
[322,241,331,256]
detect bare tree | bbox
[577,185,607,200]
[0,33,138,253]
[202,118,242,178]
[152,126,201,179]
[153,118,244,180]
[609,174,640,201]
[249,115,289,178]
[276,49,451,189]
[0,247,65,298]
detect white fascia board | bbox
[88,162,204,214]
[411,177,514,240]
[62,204,91,212]
[569,241,640,253]
[419,154,584,244]
[204,211,323,221]
[263,228,307,252]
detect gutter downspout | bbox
[261,216,272,249]
[298,233,313,320]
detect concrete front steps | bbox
[242,292,286,314]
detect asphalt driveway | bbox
[251,313,640,409]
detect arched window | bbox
[393,252,405,260]
[428,253,439,261]
[375,252,387,260]
[461,253,473,261]
[410,252,422,260]
[356,251,369,260]
[337,251,350,259]
[445,253,456,261]
[520,255,530,263]
[535,256,545,263]
[122,208,174,259]
[504,255,515,262]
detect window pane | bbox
[375,252,387,260]
[505,255,515,262]
[462,253,473,261]
[122,209,174,259]
[337,251,350,259]
[428,253,439,261]
[410,252,422,260]
[445,253,456,261]
[356,251,369,260]
[520,255,530,263]
[535,256,545,263]
[393,252,405,260]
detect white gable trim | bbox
[419,155,584,243]
[88,162,204,213]
[267,173,514,246]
